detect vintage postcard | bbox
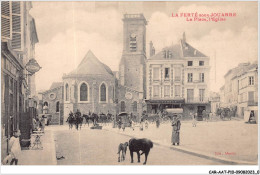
[1,1,259,174]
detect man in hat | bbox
[171,115,181,146]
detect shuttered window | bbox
[1,1,11,40]
[11,2,23,51]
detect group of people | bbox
[32,115,46,132]
[66,110,83,130]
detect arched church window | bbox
[133,101,137,112]
[80,83,88,101]
[121,101,126,112]
[100,83,106,102]
[65,84,69,101]
[43,101,48,106]
[56,101,60,112]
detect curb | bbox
[49,130,58,165]
[103,128,256,165]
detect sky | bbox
[30,1,258,93]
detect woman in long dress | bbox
[171,115,181,146]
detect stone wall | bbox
[42,86,63,125]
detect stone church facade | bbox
[62,51,116,122]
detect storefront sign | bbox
[25,58,41,74]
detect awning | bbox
[165,108,183,114]
[145,99,185,104]
[118,112,128,116]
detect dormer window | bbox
[163,50,172,59]
[199,61,204,66]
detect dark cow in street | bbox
[129,138,153,165]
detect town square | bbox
[1,1,258,173]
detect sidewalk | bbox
[19,129,57,165]
[103,120,258,165]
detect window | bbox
[121,101,126,112]
[129,34,137,52]
[188,61,193,66]
[11,2,23,51]
[80,83,88,101]
[164,85,170,97]
[199,61,204,66]
[175,85,181,97]
[100,83,106,102]
[153,85,159,98]
[187,89,194,102]
[65,84,69,101]
[163,50,172,59]
[133,101,137,112]
[175,67,181,81]
[248,91,254,102]
[1,1,11,40]
[188,73,193,82]
[56,101,60,112]
[43,102,48,106]
[199,73,204,82]
[249,76,254,85]
[199,89,205,102]
[153,67,160,81]
[165,68,169,79]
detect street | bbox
[53,125,223,165]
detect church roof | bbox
[67,50,114,77]
[49,82,63,90]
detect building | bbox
[146,33,211,118]
[209,92,220,115]
[40,82,64,125]
[1,2,39,160]
[62,50,117,122]
[219,62,258,117]
[117,14,147,116]
[237,62,258,118]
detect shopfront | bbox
[146,99,185,114]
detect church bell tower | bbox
[119,14,147,98]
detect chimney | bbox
[150,41,155,57]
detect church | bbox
[40,13,210,124]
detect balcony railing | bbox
[186,97,209,104]
[248,101,258,106]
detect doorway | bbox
[197,106,206,121]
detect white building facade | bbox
[146,34,210,119]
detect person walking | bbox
[192,112,197,127]
[144,119,149,129]
[202,109,208,122]
[9,130,21,165]
[40,116,45,132]
[156,117,160,128]
[171,115,181,146]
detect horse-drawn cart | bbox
[165,108,183,120]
